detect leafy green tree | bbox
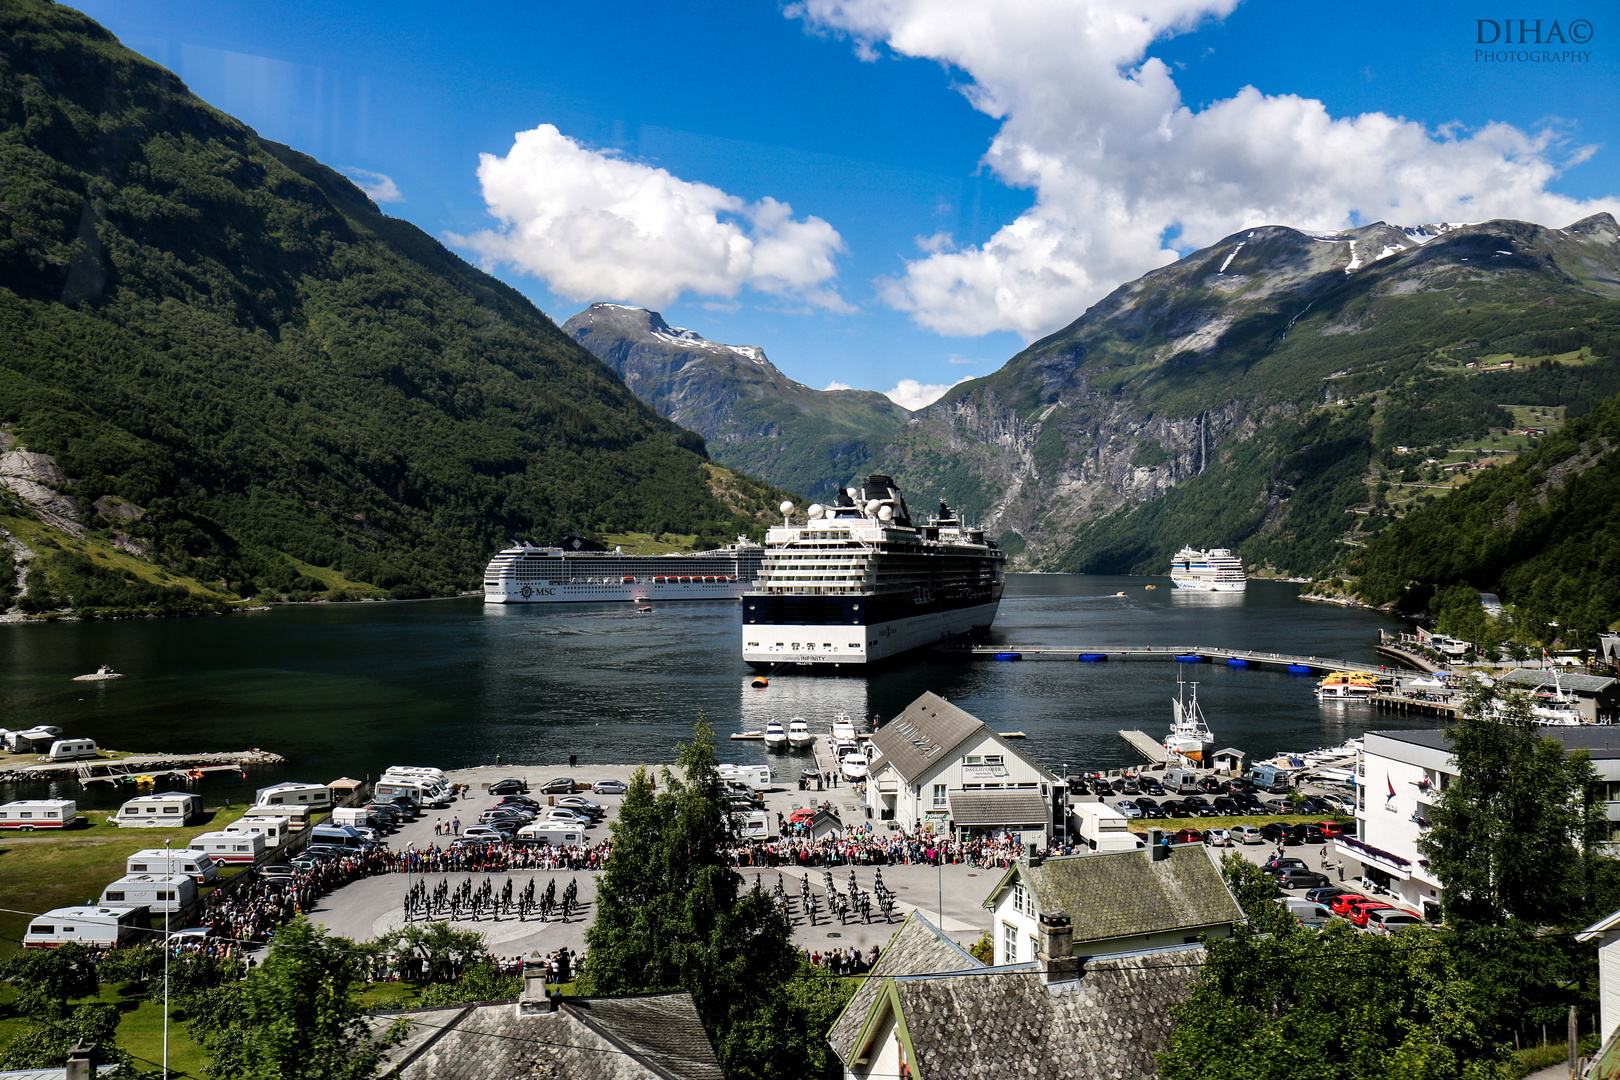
[583,723,806,1080]
[416,961,522,1008]
[377,921,490,984]
[1418,682,1608,926]
[1219,852,1294,936]
[0,941,100,1018]
[0,1001,132,1073]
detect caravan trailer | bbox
[114,791,203,827]
[128,849,219,884]
[189,831,265,865]
[4,726,62,753]
[101,874,197,913]
[0,799,78,830]
[224,815,291,848]
[23,906,147,948]
[40,738,99,762]
[381,766,450,787]
[254,782,332,812]
[379,773,451,808]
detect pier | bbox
[0,749,285,786]
[1118,730,1173,765]
[947,644,1404,675]
[1372,693,1458,719]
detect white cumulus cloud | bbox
[341,167,403,204]
[452,124,850,311]
[824,381,855,391]
[883,377,969,410]
[791,0,1620,339]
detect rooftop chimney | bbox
[1027,842,1042,868]
[65,1042,96,1080]
[1036,909,1080,985]
[1148,827,1169,861]
[517,952,549,1015]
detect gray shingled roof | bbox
[947,789,1050,826]
[1500,668,1617,693]
[880,948,1204,1080]
[986,846,1244,948]
[380,992,723,1080]
[868,692,989,784]
[827,912,983,1064]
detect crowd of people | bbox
[726,826,1050,870]
[803,944,880,976]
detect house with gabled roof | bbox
[981,833,1246,965]
[864,691,1061,845]
[827,908,1205,1080]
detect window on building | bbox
[1012,883,1025,915]
[1003,921,1018,962]
[1030,935,1040,961]
[984,755,1004,766]
[932,784,947,808]
[965,755,982,765]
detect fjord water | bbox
[1,576,1414,808]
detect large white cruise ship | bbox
[483,535,764,604]
[742,475,1005,668]
[1169,546,1247,592]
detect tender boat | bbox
[1316,671,1379,700]
[787,718,815,747]
[763,719,788,749]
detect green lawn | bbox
[0,983,209,1078]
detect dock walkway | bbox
[949,644,1402,676]
[1118,730,1173,765]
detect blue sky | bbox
[76,0,1619,408]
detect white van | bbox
[40,738,98,762]
[0,799,78,830]
[101,874,197,913]
[254,782,332,811]
[1276,897,1334,928]
[516,822,586,846]
[189,830,265,865]
[24,906,147,948]
[128,849,219,884]
[225,815,291,848]
[727,810,771,839]
[114,791,203,827]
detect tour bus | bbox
[128,848,219,884]
[515,822,586,846]
[0,799,78,830]
[114,791,204,827]
[188,830,266,865]
[40,738,99,762]
[101,873,197,913]
[24,906,147,948]
[254,781,333,812]
[224,815,291,848]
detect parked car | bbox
[555,796,605,819]
[543,808,590,826]
[1171,828,1205,843]
[788,808,818,825]
[1158,799,1187,818]
[592,779,629,795]
[489,778,530,796]
[1133,798,1163,818]
[1180,796,1218,817]
[1211,797,1240,814]
[259,864,297,880]
[1290,824,1327,845]
[461,824,510,841]
[1329,893,1372,916]
[1231,825,1265,845]
[1222,777,1256,794]
[1197,777,1223,794]
[538,777,578,795]
[498,796,544,812]
[1113,799,1143,819]
[1348,900,1397,928]
[1140,778,1166,796]
[1204,828,1233,847]
[1364,907,1423,934]
[1264,856,1308,873]
[1117,778,1140,795]
[1275,867,1331,890]
[1232,792,1263,809]
[1260,822,1302,845]
[1315,821,1347,838]
[1305,886,1355,906]
[481,809,533,826]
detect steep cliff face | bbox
[884,215,1620,572]
[563,304,911,499]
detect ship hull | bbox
[1170,578,1247,592]
[742,599,1000,668]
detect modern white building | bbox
[1343,727,1620,918]
[864,692,1061,846]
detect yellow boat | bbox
[1316,670,1379,700]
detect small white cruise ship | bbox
[482,534,763,604]
[742,475,1005,667]
[1169,546,1247,592]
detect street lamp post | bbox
[163,838,170,1079]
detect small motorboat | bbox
[787,717,814,748]
[1145,584,1157,590]
[72,664,124,682]
[637,606,652,613]
[763,719,788,749]
[839,741,875,781]
[831,713,857,743]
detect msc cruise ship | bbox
[742,475,1005,668]
[483,534,764,604]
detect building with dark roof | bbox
[828,909,1204,1080]
[981,838,1245,964]
[1497,667,1618,722]
[864,692,1061,845]
[378,957,722,1080]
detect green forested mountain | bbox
[1351,394,1620,646]
[0,1,786,611]
[563,303,910,501]
[875,216,1620,575]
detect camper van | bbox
[24,906,147,948]
[1165,767,1204,795]
[0,799,78,830]
[1246,763,1293,794]
[310,824,369,850]
[101,874,197,913]
[3,726,62,753]
[373,780,431,809]
[114,791,203,827]
[40,738,98,762]
[188,831,266,865]
[381,766,450,787]
[727,810,771,840]
[515,822,586,846]
[254,782,332,812]
[1071,802,1142,852]
[717,763,772,791]
[224,815,291,848]
[380,772,452,808]
[128,849,219,884]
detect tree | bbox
[1219,852,1294,936]
[0,1002,131,1074]
[583,722,806,1080]
[0,941,100,1018]
[1418,681,1608,926]
[189,917,404,1080]
[416,961,521,1008]
[377,921,490,984]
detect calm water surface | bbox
[0,575,1427,809]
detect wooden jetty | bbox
[1118,730,1173,765]
[948,644,1402,675]
[0,749,285,786]
[1371,693,1458,719]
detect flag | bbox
[1386,774,1396,803]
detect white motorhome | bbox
[40,738,99,762]
[4,726,61,753]
[188,830,265,865]
[515,822,586,846]
[0,799,78,830]
[380,772,451,807]
[717,763,772,790]
[727,809,771,840]
[224,815,291,848]
[114,791,203,827]
[1071,802,1143,852]
[128,848,219,884]
[382,766,449,786]
[101,873,197,913]
[254,782,332,811]
[24,906,146,948]
[373,780,429,808]
[330,807,372,830]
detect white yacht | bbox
[763,719,788,749]
[839,741,875,782]
[787,718,814,747]
[1169,547,1247,592]
[830,713,857,743]
[483,534,763,604]
[742,476,1005,668]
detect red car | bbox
[1330,893,1371,917]
[1348,900,1396,927]
[788,808,818,825]
[1316,821,1346,838]
[1171,828,1204,843]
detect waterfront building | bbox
[863,692,1062,846]
[1496,667,1619,723]
[1577,907,1620,1048]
